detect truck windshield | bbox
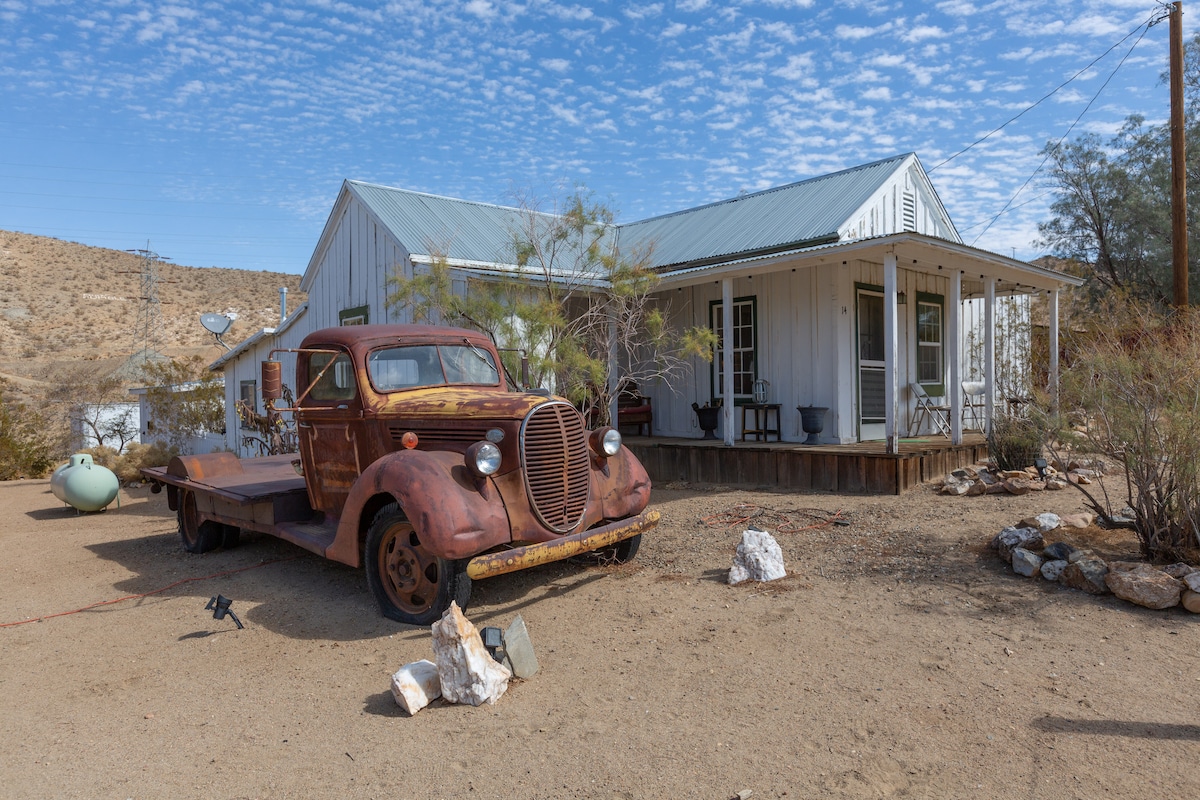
[308,351,357,401]
[368,344,500,391]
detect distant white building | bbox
[128,381,227,456]
[70,402,140,453]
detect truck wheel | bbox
[365,504,471,625]
[178,490,224,554]
[598,533,641,564]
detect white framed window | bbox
[916,294,943,385]
[710,296,757,399]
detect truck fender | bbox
[325,449,511,566]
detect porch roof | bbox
[653,231,1084,294]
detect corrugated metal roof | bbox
[347,154,913,271]
[348,181,551,265]
[616,153,914,269]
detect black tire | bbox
[364,503,471,625]
[222,524,241,550]
[596,533,642,564]
[178,490,224,554]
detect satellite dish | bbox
[200,313,233,350]
[201,313,232,335]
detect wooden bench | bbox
[616,388,653,436]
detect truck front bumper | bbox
[465,509,660,581]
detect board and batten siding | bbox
[305,198,413,330]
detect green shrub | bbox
[0,385,55,480]
[988,414,1046,472]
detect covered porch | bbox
[625,432,989,495]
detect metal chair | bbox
[910,383,951,437]
[962,380,986,431]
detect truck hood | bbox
[367,388,566,420]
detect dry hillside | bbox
[0,230,306,401]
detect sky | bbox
[0,0,1188,275]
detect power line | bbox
[929,8,1166,174]
[969,14,1158,247]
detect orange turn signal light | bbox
[400,431,419,449]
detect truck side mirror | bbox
[262,360,283,401]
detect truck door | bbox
[296,348,364,515]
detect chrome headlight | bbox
[590,427,622,458]
[465,441,502,477]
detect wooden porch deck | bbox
[624,433,989,495]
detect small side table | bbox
[741,403,781,442]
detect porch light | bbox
[897,291,907,304]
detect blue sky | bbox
[0,0,1185,274]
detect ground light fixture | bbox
[205,595,244,629]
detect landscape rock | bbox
[390,659,442,715]
[977,469,998,486]
[941,481,970,496]
[1020,513,1061,533]
[501,615,539,679]
[1058,513,1094,529]
[1012,547,1043,577]
[986,482,1010,495]
[1067,548,1096,564]
[729,527,787,585]
[1041,559,1069,581]
[1182,590,1200,613]
[1104,564,1182,610]
[994,527,1044,560]
[1163,563,1197,580]
[965,480,988,496]
[1003,478,1031,495]
[1042,541,1076,562]
[1044,477,1068,490]
[1060,558,1110,595]
[1185,572,1200,593]
[431,602,512,706]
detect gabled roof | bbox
[617,153,921,270]
[306,153,977,289]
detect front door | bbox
[856,289,886,440]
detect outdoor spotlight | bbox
[1034,457,1049,479]
[480,626,505,663]
[205,594,244,630]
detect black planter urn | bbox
[798,406,828,445]
[692,402,720,440]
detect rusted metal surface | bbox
[466,509,660,580]
[143,323,657,622]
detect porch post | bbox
[949,270,963,445]
[884,252,898,454]
[1048,288,1060,409]
[984,276,996,435]
[607,318,619,428]
[722,277,735,447]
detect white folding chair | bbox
[910,383,951,437]
[962,381,986,431]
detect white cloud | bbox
[662,21,688,37]
[902,25,946,43]
[862,86,891,101]
[541,57,570,72]
[836,22,892,41]
[676,0,709,11]
[464,0,497,19]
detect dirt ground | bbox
[2,474,1198,799]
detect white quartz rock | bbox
[390,659,441,715]
[729,527,786,585]
[431,602,511,706]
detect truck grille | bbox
[521,401,590,533]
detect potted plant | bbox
[692,400,721,440]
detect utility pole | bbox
[1170,1,1189,307]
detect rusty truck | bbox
[142,324,658,625]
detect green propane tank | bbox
[50,453,119,512]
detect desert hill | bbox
[0,230,306,400]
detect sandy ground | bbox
[2,475,1199,799]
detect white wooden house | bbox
[212,153,1082,457]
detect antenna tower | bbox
[125,243,172,366]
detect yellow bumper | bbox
[466,509,660,580]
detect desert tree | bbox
[139,356,225,454]
[387,188,715,424]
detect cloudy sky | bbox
[0,0,1184,273]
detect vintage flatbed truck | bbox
[142,323,658,625]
